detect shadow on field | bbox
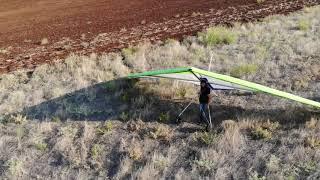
[22,79,131,121]
[22,79,320,128]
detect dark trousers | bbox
[199,103,209,124]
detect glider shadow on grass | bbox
[22,80,130,121]
[22,79,319,127]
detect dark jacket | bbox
[199,85,211,104]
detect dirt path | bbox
[0,0,319,74]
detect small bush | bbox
[154,155,168,170]
[198,26,237,46]
[256,0,265,4]
[251,127,272,140]
[292,78,309,90]
[128,146,142,161]
[0,49,9,54]
[127,120,145,132]
[266,155,280,172]
[230,64,258,78]
[159,112,170,123]
[177,88,187,98]
[121,92,130,102]
[91,144,103,160]
[165,38,178,44]
[194,159,216,174]
[298,20,310,31]
[297,161,317,175]
[261,120,280,131]
[120,112,129,121]
[52,116,61,123]
[5,159,23,176]
[7,114,27,124]
[285,161,318,178]
[41,38,49,45]
[150,125,172,141]
[35,142,48,152]
[249,171,266,180]
[97,121,113,135]
[122,46,138,57]
[305,117,319,129]
[198,132,220,146]
[304,136,320,149]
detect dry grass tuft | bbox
[196,131,220,146]
[256,0,265,4]
[305,117,320,129]
[304,136,320,149]
[96,121,113,135]
[128,144,143,161]
[40,38,49,45]
[7,114,27,124]
[251,127,272,140]
[149,124,173,141]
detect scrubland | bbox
[0,6,320,180]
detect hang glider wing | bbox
[127,67,320,108]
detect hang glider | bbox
[127,67,320,108]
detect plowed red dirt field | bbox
[0,0,319,74]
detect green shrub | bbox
[251,127,272,140]
[297,161,317,175]
[120,112,129,121]
[230,64,258,78]
[52,116,61,123]
[261,120,280,131]
[298,20,310,31]
[266,155,280,172]
[194,159,216,174]
[122,46,138,57]
[177,88,187,98]
[256,0,265,4]
[198,132,219,146]
[91,144,102,160]
[150,125,172,141]
[5,159,23,176]
[249,171,266,180]
[97,121,113,135]
[159,112,170,122]
[121,92,130,102]
[35,142,48,151]
[198,26,237,46]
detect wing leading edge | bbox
[127,67,320,108]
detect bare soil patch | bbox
[0,0,319,73]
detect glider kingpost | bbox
[127,67,320,108]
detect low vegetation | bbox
[0,6,319,179]
[198,26,237,46]
[230,64,258,78]
[298,19,311,31]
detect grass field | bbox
[0,6,319,180]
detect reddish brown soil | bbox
[0,0,319,74]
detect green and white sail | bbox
[127,67,320,108]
